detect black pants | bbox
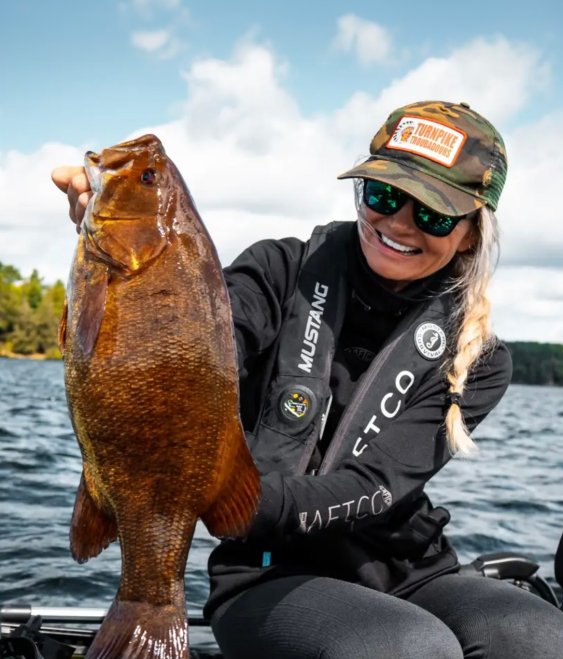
[211,574,563,658]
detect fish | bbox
[59,134,261,659]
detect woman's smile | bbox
[373,228,422,256]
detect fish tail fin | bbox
[202,425,261,538]
[85,600,189,659]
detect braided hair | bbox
[442,206,500,455]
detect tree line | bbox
[0,262,562,385]
[0,262,65,359]
[507,341,563,387]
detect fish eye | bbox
[140,168,157,185]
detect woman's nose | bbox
[388,198,416,231]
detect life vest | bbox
[248,222,458,479]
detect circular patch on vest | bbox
[414,322,447,360]
[278,385,316,422]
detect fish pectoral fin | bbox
[201,428,261,538]
[58,298,68,355]
[70,472,118,563]
[76,267,109,357]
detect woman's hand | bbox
[51,166,92,233]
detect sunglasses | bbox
[362,180,474,237]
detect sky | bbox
[0,0,562,342]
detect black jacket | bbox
[204,221,512,616]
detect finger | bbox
[66,173,92,224]
[70,171,91,196]
[51,166,86,193]
[75,191,92,227]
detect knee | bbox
[318,613,463,659]
[442,593,563,658]
[483,597,563,657]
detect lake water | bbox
[1,359,562,648]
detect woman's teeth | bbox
[378,231,419,255]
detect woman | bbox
[53,100,563,658]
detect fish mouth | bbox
[84,150,136,193]
[85,152,102,193]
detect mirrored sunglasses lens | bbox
[364,181,404,215]
[416,206,456,236]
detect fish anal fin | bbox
[58,298,68,355]
[202,426,261,538]
[76,269,108,357]
[70,472,117,563]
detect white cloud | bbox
[491,267,563,342]
[333,14,392,66]
[131,29,170,52]
[387,36,550,125]
[125,0,189,57]
[0,36,561,342]
[0,142,86,283]
[126,41,354,252]
[329,35,550,151]
[130,29,183,58]
[499,110,563,268]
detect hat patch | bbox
[387,116,466,167]
[414,322,447,360]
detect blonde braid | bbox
[444,207,500,455]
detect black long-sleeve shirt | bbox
[205,222,512,614]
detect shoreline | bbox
[0,351,61,361]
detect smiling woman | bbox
[50,99,563,659]
[355,190,477,286]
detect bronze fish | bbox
[59,134,260,659]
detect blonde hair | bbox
[442,206,500,455]
[353,180,500,456]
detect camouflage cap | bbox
[338,100,507,216]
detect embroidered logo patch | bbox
[414,322,447,360]
[278,385,316,422]
[386,116,466,167]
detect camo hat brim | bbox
[338,101,507,217]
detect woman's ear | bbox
[456,217,479,254]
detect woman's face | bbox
[358,198,477,290]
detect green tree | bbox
[507,342,563,386]
[32,282,66,355]
[44,280,66,317]
[9,300,37,355]
[21,269,43,310]
[0,262,21,284]
[0,262,23,341]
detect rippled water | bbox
[1,359,562,644]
